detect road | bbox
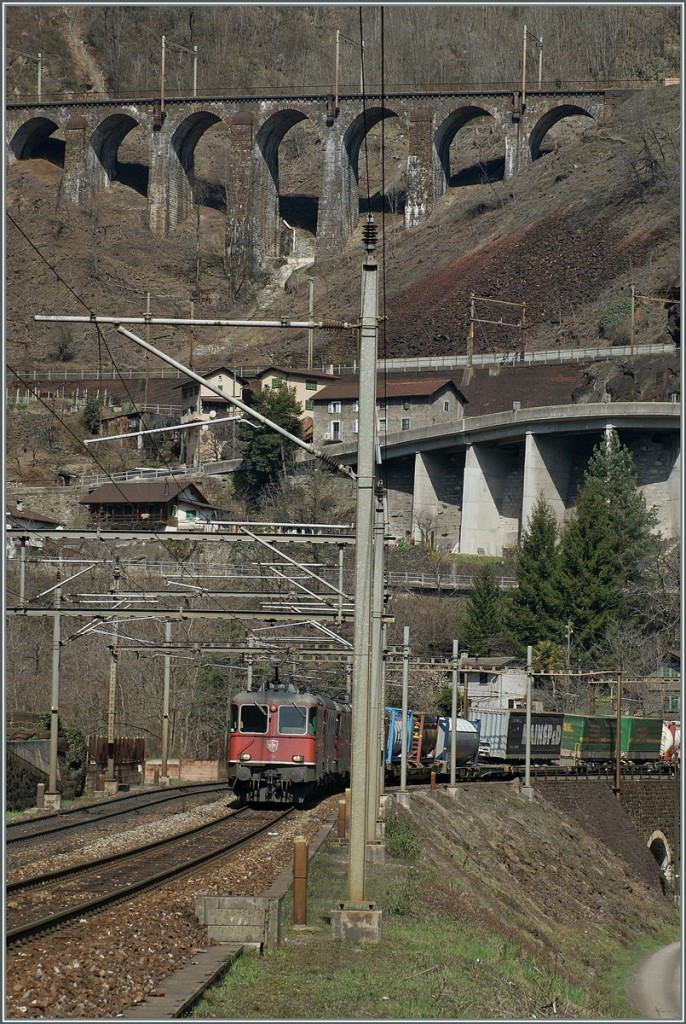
[627,942,682,1020]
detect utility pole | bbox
[46,567,62,809]
[448,639,459,791]
[337,216,379,928]
[468,294,475,366]
[400,625,410,795]
[307,279,314,371]
[366,482,386,845]
[161,619,172,784]
[630,283,636,357]
[614,672,623,800]
[106,559,121,793]
[523,644,533,799]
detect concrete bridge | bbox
[314,401,680,555]
[5,85,628,268]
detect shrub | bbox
[384,811,421,860]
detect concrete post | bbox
[400,626,410,796]
[367,487,386,842]
[160,619,172,785]
[292,836,308,925]
[345,238,378,904]
[47,580,62,808]
[332,236,382,942]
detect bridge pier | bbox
[62,114,90,204]
[522,432,576,532]
[411,451,462,550]
[460,443,522,555]
[405,108,433,229]
[316,113,354,258]
[225,113,256,283]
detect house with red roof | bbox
[311,375,466,444]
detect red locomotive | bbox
[228,682,352,804]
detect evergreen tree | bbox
[557,475,627,659]
[557,428,660,662]
[232,386,303,507]
[584,426,659,575]
[506,493,562,654]
[459,565,507,657]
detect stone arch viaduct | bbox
[6,86,631,270]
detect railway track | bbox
[6,805,293,946]
[5,782,228,844]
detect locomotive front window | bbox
[239,704,269,733]
[278,705,308,735]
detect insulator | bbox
[362,215,377,252]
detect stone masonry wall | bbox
[536,777,675,894]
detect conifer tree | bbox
[556,428,660,661]
[506,493,562,654]
[459,564,506,657]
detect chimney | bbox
[16,500,23,512]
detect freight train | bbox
[227,682,677,804]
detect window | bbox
[328,420,342,440]
[239,704,269,733]
[351,400,359,412]
[185,508,197,520]
[271,377,284,389]
[377,417,386,431]
[305,380,317,391]
[278,705,308,735]
[377,400,387,412]
[667,695,680,712]
[328,401,341,414]
[352,419,359,433]
[401,417,411,431]
[305,399,314,411]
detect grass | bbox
[190,818,679,1021]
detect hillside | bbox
[4,12,681,375]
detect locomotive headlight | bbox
[239,753,251,761]
[292,754,304,763]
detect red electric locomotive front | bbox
[228,685,352,804]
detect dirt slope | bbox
[5,86,679,374]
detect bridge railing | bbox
[11,341,677,384]
[5,79,663,107]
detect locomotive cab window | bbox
[278,705,308,735]
[238,704,269,733]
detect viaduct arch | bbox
[6,87,615,267]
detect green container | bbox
[562,714,663,761]
[620,716,663,760]
[562,714,614,759]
